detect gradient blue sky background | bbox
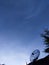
[0,0,49,65]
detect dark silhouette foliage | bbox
[41,29,49,53]
[27,29,49,65]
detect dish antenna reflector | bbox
[30,49,40,62]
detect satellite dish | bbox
[30,49,40,62]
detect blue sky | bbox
[0,0,49,65]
